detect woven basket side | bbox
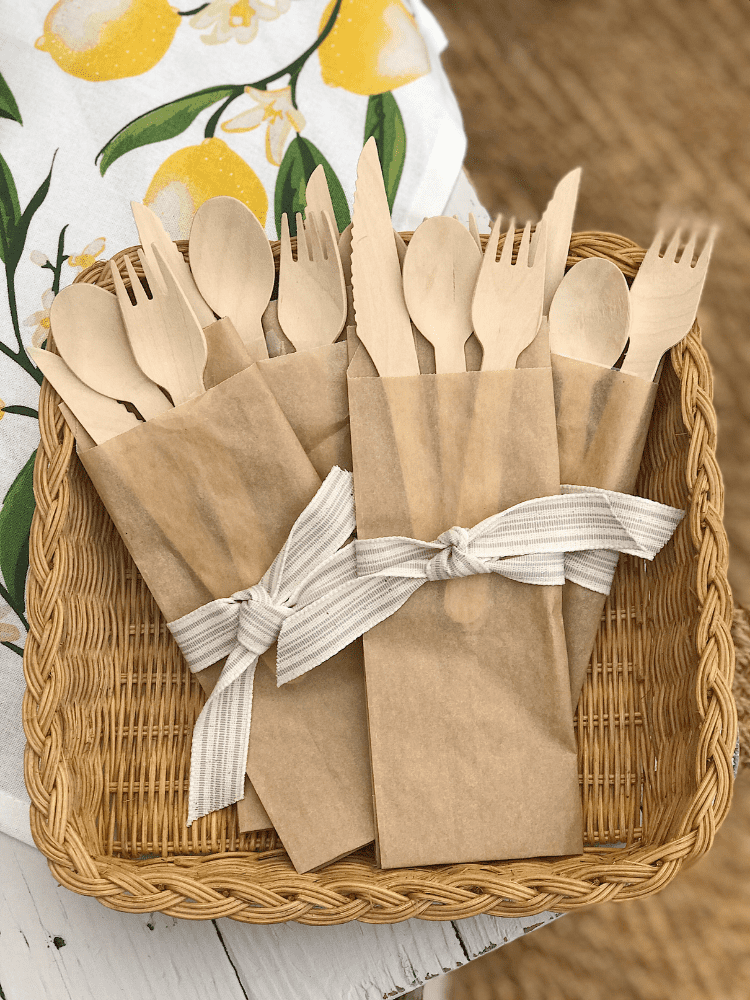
[23,271,278,861]
[21,232,736,922]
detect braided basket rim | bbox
[21,230,737,924]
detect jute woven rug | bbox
[424,0,750,995]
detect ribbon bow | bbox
[170,467,362,824]
[169,469,684,825]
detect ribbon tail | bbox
[564,549,621,594]
[187,648,258,825]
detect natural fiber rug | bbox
[424,0,750,995]
[449,778,750,999]
[427,0,750,606]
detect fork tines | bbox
[485,216,536,266]
[648,217,718,272]
[281,211,337,263]
[277,210,346,351]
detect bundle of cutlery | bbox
[37,136,711,874]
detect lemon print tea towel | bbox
[0,0,475,848]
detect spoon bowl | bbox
[189,197,274,360]
[548,256,630,367]
[402,216,482,373]
[49,282,171,419]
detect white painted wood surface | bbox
[0,832,558,1000]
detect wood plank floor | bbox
[0,831,559,1000]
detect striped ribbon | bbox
[168,467,683,825]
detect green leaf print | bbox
[0,70,22,125]
[2,151,57,275]
[364,93,406,213]
[0,151,20,265]
[0,450,36,623]
[96,87,242,176]
[274,136,350,239]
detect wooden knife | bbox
[130,201,216,328]
[530,167,582,315]
[350,138,420,377]
[30,348,141,444]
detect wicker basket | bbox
[22,231,736,923]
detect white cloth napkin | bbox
[0,0,479,847]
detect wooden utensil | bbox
[621,222,716,381]
[29,347,141,444]
[304,165,338,236]
[49,282,172,420]
[529,168,581,315]
[453,213,483,252]
[472,216,547,371]
[548,257,631,367]
[350,137,419,377]
[339,221,407,331]
[468,213,482,251]
[130,201,215,329]
[58,401,97,451]
[111,247,207,406]
[402,216,482,373]
[189,196,273,357]
[277,211,346,352]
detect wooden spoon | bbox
[548,257,630,367]
[403,217,482,373]
[49,283,172,419]
[189,197,274,357]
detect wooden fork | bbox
[111,246,207,406]
[471,216,548,370]
[277,211,346,353]
[621,222,717,382]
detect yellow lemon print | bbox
[144,138,268,239]
[36,0,180,81]
[318,0,430,96]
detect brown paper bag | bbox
[203,321,367,847]
[205,322,373,869]
[348,353,582,869]
[207,329,374,869]
[257,342,351,480]
[552,354,658,701]
[232,341,374,871]
[77,324,373,872]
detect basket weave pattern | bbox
[22,232,736,922]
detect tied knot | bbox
[425,526,490,581]
[231,583,295,659]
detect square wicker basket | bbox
[22,230,736,923]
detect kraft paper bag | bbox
[202,317,259,388]
[552,354,658,702]
[206,322,373,868]
[74,320,373,872]
[233,339,374,871]
[257,341,352,480]
[348,351,582,869]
